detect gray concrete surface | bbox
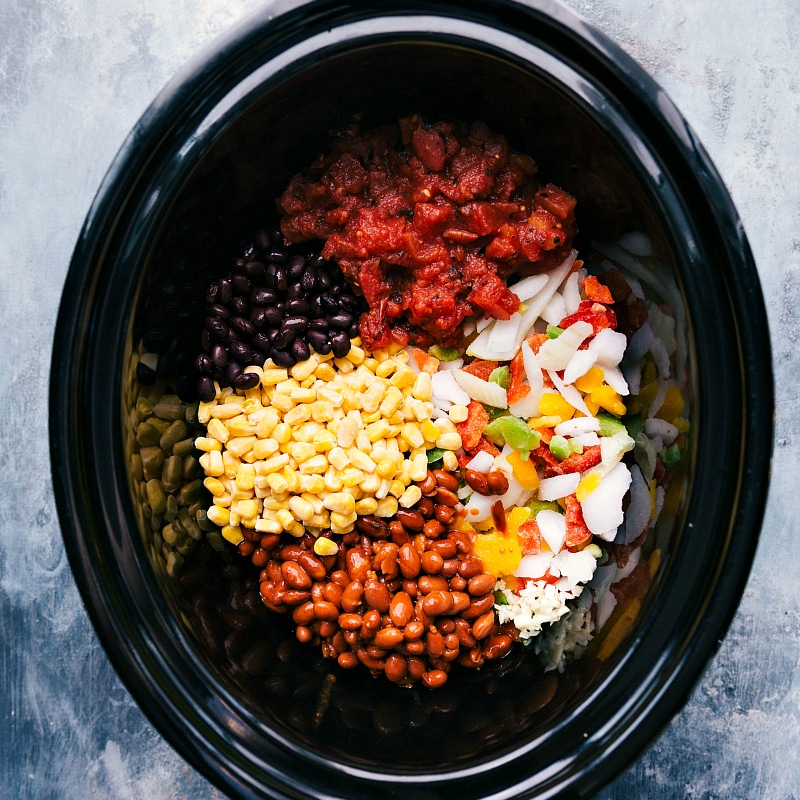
[1,0,797,797]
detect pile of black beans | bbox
[195,228,367,401]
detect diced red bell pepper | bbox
[563,495,593,551]
[581,275,615,304]
[518,519,542,555]
[559,300,617,334]
[506,349,530,405]
[543,445,602,477]
[461,359,499,380]
[456,401,490,451]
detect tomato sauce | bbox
[277,116,577,349]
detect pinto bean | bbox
[432,469,459,492]
[483,633,513,660]
[472,610,496,640]
[389,591,414,627]
[468,572,497,596]
[398,543,421,578]
[341,580,364,613]
[373,626,404,649]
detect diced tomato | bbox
[534,183,577,220]
[467,272,521,319]
[563,495,593,551]
[460,201,507,236]
[559,300,617,334]
[412,202,453,234]
[461,359,499,380]
[456,401,490,451]
[581,275,615,304]
[411,126,447,172]
[518,520,542,555]
[485,234,518,261]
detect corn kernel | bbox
[362,382,386,413]
[442,450,458,471]
[448,404,469,423]
[360,472,381,493]
[255,518,282,534]
[420,420,440,443]
[340,467,365,487]
[355,498,379,515]
[399,485,422,508]
[328,447,350,471]
[206,505,230,527]
[314,537,339,557]
[288,495,315,523]
[323,466,344,492]
[400,423,425,449]
[275,508,295,529]
[235,498,260,519]
[265,472,289,494]
[235,464,256,491]
[203,477,227,497]
[299,454,328,474]
[221,524,244,545]
[299,474,325,494]
[289,441,316,462]
[436,432,462,450]
[209,402,244,419]
[348,448,377,473]
[379,387,404,417]
[206,418,230,443]
[272,422,292,444]
[375,496,399,517]
[252,438,279,460]
[376,458,397,479]
[375,359,396,378]
[259,453,290,474]
[194,436,222,452]
[330,510,357,529]
[323,492,356,516]
[412,372,432,401]
[290,356,319,381]
[227,415,256,437]
[365,418,391,443]
[410,452,428,482]
[282,468,301,493]
[204,450,225,477]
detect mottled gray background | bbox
[1,0,797,798]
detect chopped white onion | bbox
[562,270,583,316]
[515,552,553,579]
[573,431,601,447]
[466,451,495,473]
[541,292,567,326]
[643,417,679,445]
[554,416,600,437]
[588,328,628,368]
[538,472,580,501]
[509,387,541,418]
[431,369,471,407]
[580,462,631,539]
[536,510,567,553]
[601,365,630,396]
[618,231,654,257]
[452,369,508,408]
[537,321,593,371]
[621,464,651,544]
[509,273,549,302]
[550,549,598,589]
[563,348,597,385]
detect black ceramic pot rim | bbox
[50,1,774,799]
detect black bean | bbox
[211,343,228,368]
[231,296,249,316]
[282,315,308,333]
[205,282,220,304]
[331,330,351,358]
[208,303,231,320]
[206,316,229,340]
[264,263,278,289]
[225,361,243,384]
[200,329,211,352]
[329,312,353,330]
[287,255,305,280]
[307,329,330,354]
[272,327,295,350]
[275,267,287,292]
[195,353,212,373]
[338,295,361,313]
[252,332,272,354]
[244,260,265,278]
[309,295,325,318]
[230,340,253,363]
[240,242,257,261]
[231,317,255,338]
[234,372,260,390]
[348,322,361,339]
[265,249,288,264]
[321,293,339,313]
[301,267,317,292]
[308,318,329,331]
[232,274,251,295]
[285,298,310,315]
[291,338,310,362]
[218,277,233,303]
[316,269,332,291]
[250,307,268,328]
[263,306,283,327]
[197,375,216,402]
[271,349,297,368]
[330,284,341,295]
[136,361,157,386]
[286,284,303,301]
[251,287,277,306]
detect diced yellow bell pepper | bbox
[505,506,531,538]
[574,367,605,393]
[506,451,540,490]
[657,385,685,422]
[472,530,521,578]
[590,385,627,416]
[538,392,576,420]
